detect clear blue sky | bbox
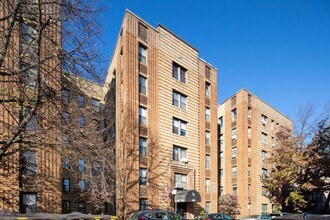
[96,0,330,119]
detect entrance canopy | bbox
[175,190,201,203]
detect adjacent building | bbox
[104,10,218,218]
[217,88,293,216]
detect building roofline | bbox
[219,88,292,122]
[157,24,199,52]
[199,58,218,71]
[125,9,159,33]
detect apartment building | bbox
[217,89,293,216]
[104,10,218,218]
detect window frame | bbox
[139,76,147,95]
[172,118,187,136]
[139,168,147,185]
[139,107,147,126]
[172,62,187,83]
[172,90,187,110]
[139,137,147,156]
[138,45,147,65]
[172,145,187,162]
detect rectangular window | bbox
[232,109,237,122]
[248,165,251,177]
[232,147,237,158]
[21,151,37,176]
[248,146,251,158]
[62,201,70,214]
[138,23,148,41]
[220,186,223,196]
[21,64,37,88]
[232,185,237,196]
[205,202,210,213]
[262,186,267,196]
[220,151,223,163]
[139,199,147,211]
[172,118,187,136]
[262,150,267,161]
[262,132,268,145]
[248,107,251,119]
[220,169,224,180]
[172,91,187,110]
[248,204,251,215]
[248,127,251,139]
[78,115,85,128]
[262,168,268,180]
[63,178,70,192]
[78,159,84,172]
[205,131,210,145]
[139,107,147,126]
[218,116,223,127]
[262,204,268,213]
[78,95,85,108]
[232,128,237,140]
[139,168,147,185]
[63,112,70,124]
[172,63,187,83]
[248,184,251,198]
[21,193,37,214]
[205,82,210,97]
[262,114,267,126]
[92,99,100,111]
[138,45,147,65]
[206,179,210,193]
[24,108,37,132]
[63,156,70,170]
[205,107,210,122]
[62,90,70,103]
[174,173,187,189]
[232,166,237,177]
[139,76,147,95]
[139,138,147,156]
[205,155,210,170]
[271,120,274,130]
[78,180,85,191]
[173,145,187,162]
[220,134,224,145]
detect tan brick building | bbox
[104,10,218,218]
[217,88,293,216]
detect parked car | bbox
[240,214,271,220]
[197,213,234,220]
[128,210,185,220]
[269,213,291,219]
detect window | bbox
[62,90,70,103]
[138,23,147,41]
[63,156,70,170]
[232,166,237,177]
[248,127,251,139]
[172,91,187,110]
[78,180,85,191]
[205,83,210,97]
[62,201,70,213]
[232,128,237,140]
[172,118,187,136]
[205,155,210,170]
[21,66,37,88]
[262,204,268,213]
[78,115,85,128]
[173,145,187,162]
[232,147,237,158]
[139,138,147,156]
[139,76,147,95]
[92,162,101,175]
[21,151,37,175]
[92,99,100,111]
[262,150,267,161]
[138,45,147,65]
[219,134,224,145]
[262,132,268,145]
[248,146,251,158]
[248,165,251,177]
[206,179,210,193]
[271,120,274,130]
[262,168,268,179]
[205,131,210,145]
[220,186,223,196]
[262,186,267,196]
[232,185,237,196]
[63,178,70,192]
[172,63,187,83]
[139,107,147,126]
[78,159,84,172]
[78,202,86,213]
[248,184,251,198]
[24,108,37,132]
[78,95,85,108]
[63,112,70,124]
[139,199,147,211]
[220,151,223,163]
[248,107,251,119]
[21,193,37,214]
[262,114,267,126]
[220,169,224,180]
[218,116,223,127]
[205,107,210,122]
[205,202,210,213]
[139,168,147,185]
[174,173,187,189]
[232,109,237,122]
[62,134,70,147]
[248,204,251,215]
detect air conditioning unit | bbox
[181,157,188,163]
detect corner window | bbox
[248,165,251,177]
[172,91,187,110]
[232,108,237,122]
[139,138,147,156]
[205,155,210,170]
[172,118,187,136]
[63,156,70,170]
[78,115,85,128]
[205,131,210,145]
[232,147,237,158]
[21,151,37,176]
[248,127,251,139]
[139,107,147,126]
[218,116,223,127]
[92,99,100,111]
[138,45,147,65]
[206,179,210,193]
[139,168,147,185]
[205,107,210,122]
[262,114,267,126]
[63,112,70,124]
[232,128,237,140]
[173,145,187,162]
[78,95,85,108]
[78,180,85,191]
[63,178,70,192]
[61,90,70,103]
[248,107,251,119]
[78,159,84,172]
[205,82,210,97]
[139,76,147,95]
[21,193,37,214]
[220,169,224,180]
[172,63,187,83]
